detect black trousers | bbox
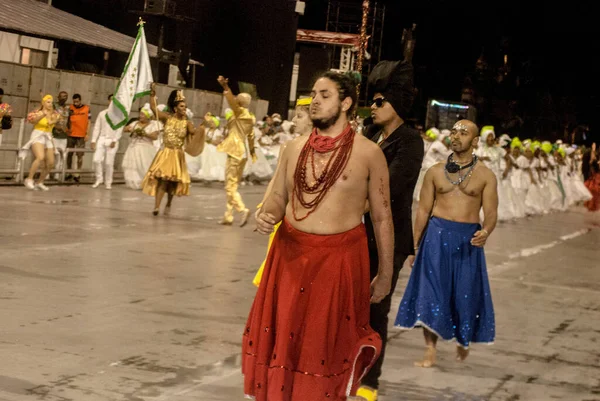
[362,250,407,390]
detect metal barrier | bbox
[1,119,127,185]
[0,146,23,183]
[54,147,126,183]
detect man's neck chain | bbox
[444,153,478,185]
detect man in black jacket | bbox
[358,61,424,401]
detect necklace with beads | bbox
[291,125,355,221]
[444,153,478,185]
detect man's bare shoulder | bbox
[355,134,383,157]
[475,162,496,181]
[478,163,498,188]
[428,162,446,175]
[283,135,309,154]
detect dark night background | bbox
[50,0,597,142]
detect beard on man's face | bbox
[311,104,342,130]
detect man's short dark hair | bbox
[320,71,359,116]
[73,94,81,100]
[0,88,4,95]
[108,94,113,101]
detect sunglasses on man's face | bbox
[372,98,387,108]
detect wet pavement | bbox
[0,183,599,401]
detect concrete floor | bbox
[0,183,599,401]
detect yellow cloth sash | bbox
[253,221,282,287]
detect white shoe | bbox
[24,179,35,190]
[92,180,103,188]
[105,184,112,190]
[35,183,50,191]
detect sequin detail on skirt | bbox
[395,216,495,348]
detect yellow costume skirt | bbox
[253,221,282,287]
[141,147,191,196]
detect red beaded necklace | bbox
[292,125,355,221]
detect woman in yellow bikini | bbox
[22,94,60,191]
[252,97,313,286]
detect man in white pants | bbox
[91,95,122,189]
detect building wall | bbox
[0,31,54,68]
[0,60,268,171]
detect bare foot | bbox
[456,346,469,362]
[414,345,436,368]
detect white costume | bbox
[92,109,123,188]
[122,120,160,189]
[195,127,227,181]
[523,157,546,215]
[243,127,274,181]
[414,132,450,201]
[545,155,567,211]
[504,153,527,219]
[569,152,593,202]
[476,129,515,221]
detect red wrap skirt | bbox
[242,218,381,401]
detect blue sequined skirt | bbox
[394,216,495,348]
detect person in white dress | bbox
[522,140,546,215]
[498,134,524,219]
[541,141,566,211]
[508,138,528,218]
[121,105,160,190]
[243,125,274,182]
[413,128,450,201]
[568,147,593,203]
[476,126,514,221]
[195,114,227,181]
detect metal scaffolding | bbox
[326,0,386,106]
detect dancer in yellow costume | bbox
[216,75,256,227]
[142,85,204,216]
[252,97,314,286]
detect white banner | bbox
[106,23,153,129]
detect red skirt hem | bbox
[242,218,381,401]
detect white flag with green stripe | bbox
[106,23,153,129]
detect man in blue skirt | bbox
[395,119,498,367]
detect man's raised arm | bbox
[217,76,242,117]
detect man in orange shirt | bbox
[67,93,91,182]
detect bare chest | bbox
[434,168,486,198]
[285,145,369,197]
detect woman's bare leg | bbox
[37,148,55,184]
[27,143,45,180]
[154,180,167,215]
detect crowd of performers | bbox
[11,87,599,217]
[414,126,597,216]
[7,65,600,401]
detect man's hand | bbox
[91,142,96,150]
[255,212,277,235]
[470,230,489,247]
[217,76,229,89]
[404,255,416,269]
[370,273,392,304]
[150,82,156,97]
[110,142,116,149]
